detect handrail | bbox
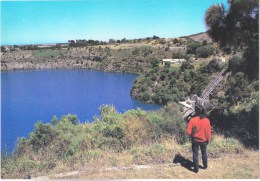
[181,67,227,119]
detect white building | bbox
[162,58,186,65]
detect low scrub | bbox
[1,104,184,178]
[131,58,220,105]
[1,104,251,179]
[32,49,67,59]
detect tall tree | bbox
[205,0,259,79]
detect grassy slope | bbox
[2,109,259,179]
[30,136,259,179]
[75,151,259,179]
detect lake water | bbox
[1,69,161,153]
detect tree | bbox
[202,40,208,46]
[172,51,187,59]
[195,45,215,58]
[201,58,222,73]
[108,39,115,44]
[205,0,259,79]
[1,46,6,52]
[173,38,179,44]
[152,35,160,39]
[51,116,59,126]
[187,41,201,54]
[159,39,166,44]
[228,56,243,73]
[150,58,160,69]
[205,3,226,31]
[180,61,194,72]
[121,38,127,43]
[29,121,56,151]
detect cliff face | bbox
[1,48,104,71]
[1,46,169,74]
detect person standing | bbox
[187,105,211,173]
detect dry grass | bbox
[2,123,258,180]
[72,150,259,179]
[27,136,259,179]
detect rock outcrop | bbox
[1,46,167,74]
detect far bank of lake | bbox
[1,69,162,152]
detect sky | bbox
[1,0,228,45]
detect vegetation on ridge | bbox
[1,104,248,179]
[131,0,259,148]
[131,58,224,105]
[2,104,185,178]
[204,0,259,147]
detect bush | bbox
[196,45,215,58]
[120,114,154,148]
[148,103,189,144]
[201,59,222,74]
[2,157,38,177]
[141,92,151,102]
[180,61,194,72]
[173,38,179,44]
[149,57,160,69]
[228,56,242,73]
[132,48,139,55]
[187,41,201,54]
[172,51,187,59]
[206,134,244,158]
[29,122,56,151]
[99,105,120,124]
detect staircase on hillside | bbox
[201,68,226,100]
[180,68,227,119]
[201,75,223,100]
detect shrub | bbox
[172,51,187,59]
[141,92,151,102]
[180,61,194,71]
[29,122,56,151]
[173,38,179,44]
[59,114,79,125]
[187,41,201,54]
[149,103,189,144]
[208,134,243,157]
[132,48,139,55]
[228,56,242,73]
[149,57,160,69]
[201,59,222,74]
[2,157,38,177]
[120,114,154,148]
[51,116,59,126]
[14,137,27,156]
[99,105,120,124]
[158,39,166,44]
[196,45,215,58]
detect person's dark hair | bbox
[195,105,205,118]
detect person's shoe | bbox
[199,165,207,169]
[194,169,199,173]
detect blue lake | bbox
[1,69,161,153]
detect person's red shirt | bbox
[187,116,211,143]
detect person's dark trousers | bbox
[192,140,208,173]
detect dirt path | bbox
[34,150,259,179]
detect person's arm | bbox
[206,119,211,143]
[186,119,193,137]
